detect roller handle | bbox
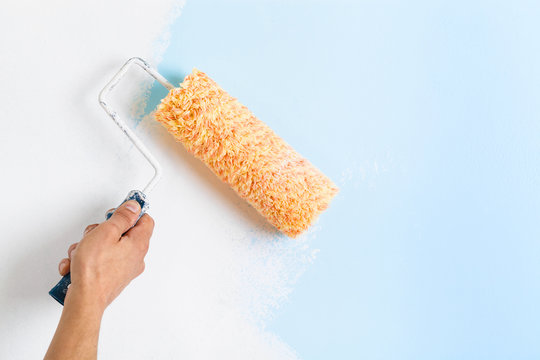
[48,190,149,306]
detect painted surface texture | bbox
[1,0,540,359]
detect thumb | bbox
[105,200,141,237]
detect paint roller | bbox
[50,57,338,305]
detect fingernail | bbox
[125,200,140,214]
[59,259,68,274]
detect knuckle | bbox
[139,215,155,233]
[138,239,150,254]
[145,215,155,228]
[68,242,78,253]
[84,224,98,235]
[101,222,121,237]
[68,244,78,258]
[139,261,146,275]
[114,209,133,225]
[137,214,153,227]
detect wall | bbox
[2,1,540,359]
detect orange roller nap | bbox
[155,69,338,237]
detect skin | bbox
[44,200,154,360]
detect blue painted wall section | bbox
[150,1,540,358]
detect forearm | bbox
[44,286,105,360]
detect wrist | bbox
[46,283,104,360]
[64,284,107,317]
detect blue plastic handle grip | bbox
[49,190,149,305]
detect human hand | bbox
[57,200,154,312]
[45,201,154,360]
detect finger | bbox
[103,200,141,238]
[122,214,154,255]
[84,224,99,236]
[67,242,79,259]
[59,258,70,276]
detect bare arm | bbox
[45,200,154,360]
